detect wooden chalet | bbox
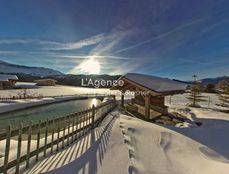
[34,79,57,86]
[0,74,18,90]
[111,73,187,120]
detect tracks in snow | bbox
[119,115,174,174]
[119,116,140,174]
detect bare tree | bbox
[16,88,38,99]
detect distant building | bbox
[34,79,57,86]
[111,73,187,120]
[0,74,18,89]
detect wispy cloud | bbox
[44,34,105,50]
[0,33,105,50]
[89,29,130,55]
[56,55,130,60]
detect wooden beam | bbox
[122,83,132,92]
[145,94,151,120]
[121,92,124,107]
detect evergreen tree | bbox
[187,75,206,107]
[218,80,229,107]
[205,83,215,93]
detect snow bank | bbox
[119,112,229,174]
[24,106,229,174]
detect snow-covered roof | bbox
[0,74,18,81]
[121,73,187,93]
[0,77,9,82]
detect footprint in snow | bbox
[199,146,229,163]
[159,132,172,150]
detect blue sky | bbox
[0,0,229,80]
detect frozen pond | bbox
[0,98,101,130]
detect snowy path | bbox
[24,107,229,174]
[119,113,229,174]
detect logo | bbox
[81,78,124,88]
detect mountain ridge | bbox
[0,60,228,86]
[0,60,64,77]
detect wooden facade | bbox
[35,79,57,86]
[1,80,17,89]
[0,82,3,90]
[0,74,18,90]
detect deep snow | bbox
[23,104,229,174]
[1,85,229,174]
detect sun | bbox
[78,58,101,74]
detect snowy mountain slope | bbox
[0,60,63,77]
[201,76,229,85]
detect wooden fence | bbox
[0,96,116,174]
[0,93,109,101]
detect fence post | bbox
[78,115,81,138]
[3,125,11,174]
[44,119,49,157]
[75,115,79,141]
[82,112,86,135]
[26,121,32,169]
[36,120,41,162]
[79,113,83,138]
[67,115,71,146]
[62,117,66,149]
[113,95,116,104]
[92,105,95,129]
[56,118,60,152]
[71,115,75,144]
[84,111,88,135]
[51,118,55,154]
[87,110,90,133]
[16,123,23,174]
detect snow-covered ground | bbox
[165,92,227,110]
[2,86,229,174]
[23,94,229,174]
[0,82,114,98]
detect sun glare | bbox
[91,98,98,107]
[79,58,101,74]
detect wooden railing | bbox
[0,96,116,174]
[0,93,110,101]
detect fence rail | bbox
[0,93,111,101]
[0,96,116,174]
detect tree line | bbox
[187,75,229,109]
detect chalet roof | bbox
[0,77,9,82]
[112,73,187,94]
[0,74,18,81]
